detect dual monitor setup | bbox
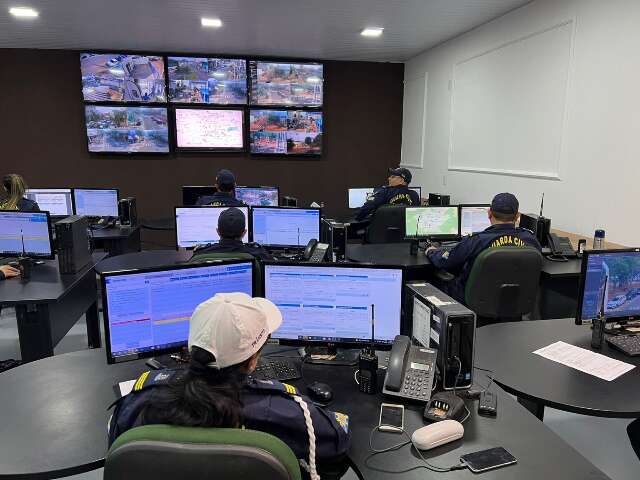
[405,204,492,240]
[23,188,119,218]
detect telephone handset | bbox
[547,233,575,260]
[382,335,436,403]
[303,239,329,262]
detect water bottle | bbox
[593,229,605,250]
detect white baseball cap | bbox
[188,292,282,369]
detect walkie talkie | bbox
[591,275,607,350]
[358,304,378,394]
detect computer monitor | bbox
[348,188,375,209]
[263,262,403,348]
[175,206,249,248]
[410,186,422,199]
[101,260,254,364]
[181,186,217,206]
[0,211,54,259]
[73,188,119,217]
[576,249,640,325]
[459,204,491,236]
[235,186,279,206]
[24,188,74,217]
[251,207,321,248]
[405,206,460,239]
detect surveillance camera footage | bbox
[250,61,323,107]
[168,57,247,104]
[249,110,322,155]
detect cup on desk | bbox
[18,258,31,281]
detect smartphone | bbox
[460,447,517,472]
[378,403,404,433]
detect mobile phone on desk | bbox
[378,403,404,433]
[460,447,517,472]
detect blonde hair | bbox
[1,174,28,210]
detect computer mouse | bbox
[411,419,464,450]
[306,382,334,403]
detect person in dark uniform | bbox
[195,169,245,207]
[425,193,542,303]
[0,265,20,281]
[108,292,351,479]
[355,167,420,221]
[0,174,39,211]
[193,207,275,261]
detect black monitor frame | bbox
[173,105,246,152]
[101,258,255,364]
[404,206,460,241]
[261,261,404,350]
[24,188,75,217]
[575,248,640,325]
[458,204,491,237]
[71,187,120,218]
[235,185,280,207]
[174,205,251,250]
[250,206,322,248]
[181,185,217,206]
[410,186,422,198]
[0,210,55,260]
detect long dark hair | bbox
[1,174,28,210]
[140,346,252,428]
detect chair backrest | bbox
[189,252,263,296]
[105,425,301,480]
[365,205,408,243]
[465,247,543,324]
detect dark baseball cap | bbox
[388,167,412,184]
[491,193,519,215]
[218,207,246,238]
[216,169,236,187]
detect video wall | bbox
[80,53,324,156]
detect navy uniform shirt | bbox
[0,197,40,212]
[426,223,542,302]
[194,238,275,262]
[195,192,245,207]
[355,185,420,221]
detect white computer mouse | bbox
[411,419,464,450]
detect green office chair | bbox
[104,425,301,480]
[364,205,408,243]
[189,252,263,296]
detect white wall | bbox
[401,0,640,245]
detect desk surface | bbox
[541,257,582,278]
[346,243,431,268]
[475,319,640,418]
[95,249,191,273]
[0,252,107,305]
[0,348,608,479]
[90,225,140,240]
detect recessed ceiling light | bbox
[361,27,383,37]
[9,7,39,18]
[201,17,222,28]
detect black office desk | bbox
[0,348,609,479]
[0,253,107,362]
[95,249,192,274]
[346,244,430,281]
[91,225,141,257]
[539,258,582,319]
[475,319,640,420]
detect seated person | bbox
[193,207,274,261]
[425,193,542,302]
[195,169,244,207]
[0,174,39,211]
[354,167,420,221]
[108,292,351,478]
[0,265,20,281]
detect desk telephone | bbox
[382,335,436,402]
[547,233,576,259]
[303,239,329,262]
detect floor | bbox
[0,307,636,480]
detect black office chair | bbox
[364,205,407,243]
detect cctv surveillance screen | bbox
[249,109,322,155]
[249,61,323,107]
[167,57,247,104]
[175,108,244,150]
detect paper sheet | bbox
[118,379,136,397]
[533,341,635,381]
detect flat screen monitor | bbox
[251,207,321,248]
[348,188,375,209]
[80,52,166,103]
[73,188,119,217]
[263,263,403,347]
[405,206,459,239]
[249,61,323,107]
[0,210,54,259]
[249,109,323,155]
[576,249,640,325]
[85,105,169,154]
[181,186,217,206]
[101,260,254,363]
[167,56,247,104]
[24,189,73,217]
[459,204,491,236]
[175,206,249,248]
[410,187,422,198]
[235,186,279,207]
[175,108,244,151]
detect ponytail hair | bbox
[1,174,28,210]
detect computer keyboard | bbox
[606,335,640,356]
[251,358,302,382]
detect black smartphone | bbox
[460,447,517,472]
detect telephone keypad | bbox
[400,367,434,400]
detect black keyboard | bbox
[606,335,640,356]
[251,358,302,382]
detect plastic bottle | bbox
[593,229,605,250]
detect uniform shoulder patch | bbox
[133,371,151,391]
[282,383,298,396]
[333,412,349,433]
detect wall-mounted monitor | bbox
[235,186,279,207]
[249,61,323,107]
[80,53,166,103]
[249,109,322,155]
[85,105,169,154]
[167,57,247,104]
[175,108,244,151]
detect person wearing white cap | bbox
[108,292,351,479]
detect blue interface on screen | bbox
[0,211,51,257]
[460,206,491,236]
[175,206,249,247]
[73,189,119,217]
[580,251,640,321]
[235,187,279,207]
[104,262,253,358]
[264,264,402,344]
[252,208,319,247]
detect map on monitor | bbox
[406,207,459,238]
[175,108,244,150]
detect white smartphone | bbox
[379,403,404,433]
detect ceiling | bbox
[0,0,531,62]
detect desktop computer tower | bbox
[118,197,137,227]
[428,193,450,206]
[404,282,475,390]
[280,196,298,207]
[519,213,550,247]
[55,216,92,274]
[321,219,347,261]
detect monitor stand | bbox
[301,345,359,366]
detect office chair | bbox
[628,418,640,461]
[104,425,301,480]
[364,205,407,243]
[189,251,263,295]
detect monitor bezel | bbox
[24,188,75,217]
[174,205,251,250]
[173,105,246,152]
[410,186,422,199]
[101,259,255,364]
[235,185,280,207]
[248,60,324,108]
[261,261,404,350]
[575,248,640,325]
[0,209,55,260]
[181,185,217,206]
[405,206,460,241]
[458,204,491,237]
[71,188,120,217]
[249,206,322,248]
